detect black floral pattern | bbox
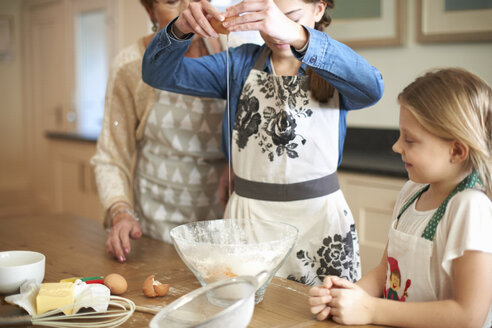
[234,72,313,161]
[287,224,360,286]
[234,84,262,149]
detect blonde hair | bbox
[398,68,492,196]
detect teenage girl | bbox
[142,0,384,285]
[309,68,492,328]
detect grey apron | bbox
[133,88,226,243]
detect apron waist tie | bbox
[235,172,339,202]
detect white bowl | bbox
[0,251,45,294]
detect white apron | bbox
[225,48,361,286]
[133,82,226,243]
[385,172,479,302]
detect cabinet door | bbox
[25,0,71,212]
[339,173,405,274]
[51,139,103,222]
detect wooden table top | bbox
[0,214,382,327]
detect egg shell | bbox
[142,275,157,297]
[154,281,170,296]
[104,273,128,295]
[210,17,234,35]
[142,274,170,298]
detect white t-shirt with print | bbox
[393,180,492,328]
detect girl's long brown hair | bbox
[306,0,335,103]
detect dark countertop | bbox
[45,127,407,178]
[339,150,406,178]
[340,127,407,178]
[45,130,98,143]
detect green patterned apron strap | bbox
[421,171,479,241]
[397,185,430,219]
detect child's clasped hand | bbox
[309,276,375,325]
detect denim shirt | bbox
[142,19,384,165]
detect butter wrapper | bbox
[5,279,110,316]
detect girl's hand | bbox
[106,212,142,263]
[329,277,376,325]
[174,0,224,38]
[308,276,337,321]
[308,285,332,320]
[224,0,307,48]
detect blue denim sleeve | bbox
[293,26,384,110]
[142,19,265,163]
[142,20,229,99]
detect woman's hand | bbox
[106,208,142,263]
[223,0,307,48]
[174,0,225,38]
[219,164,235,211]
[329,277,376,325]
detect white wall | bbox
[114,0,150,54]
[345,1,492,129]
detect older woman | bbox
[91,0,242,262]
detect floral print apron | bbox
[385,172,479,302]
[225,48,361,286]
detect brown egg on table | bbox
[142,274,170,298]
[104,273,128,295]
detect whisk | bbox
[0,295,135,327]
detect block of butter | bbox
[36,282,74,315]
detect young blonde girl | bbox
[309,68,492,328]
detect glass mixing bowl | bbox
[149,272,267,328]
[170,218,298,303]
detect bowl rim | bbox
[150,275,258,327]
[0,250,45,268]
[170,218,299,246]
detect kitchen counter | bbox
[341,127,406,178]
[341,149,405,178]
[45,130,98,143]
[46,127,407,178]
[0,214,383,328]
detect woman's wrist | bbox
[109,203,139,227]
[170,22,192,40]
